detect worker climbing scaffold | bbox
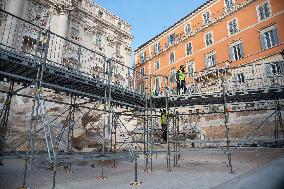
[176,65,187,95]
[161,109,168,142]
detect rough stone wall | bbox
[176,105,282,141]
[203,123,275,140]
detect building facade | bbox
[134,0,284,95]
[0,0,133,86]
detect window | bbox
[229,42,244,61]
[187,62,195,77]
[205,32,213,47]
[203,11,211,25]
[228,18,239,35]
[117,22,122,29]
[186,42,193,55]
[96,33,102,47]
[260,26,279,50]
[116,43,121,55]
[235,73,245,84]
[113,65,118,75]
[184,24,192,35]
[140,51,146,63]
[225,0,234,11]
[266,62,282,76]
[154,77,160,91]
[140,67,145,76]
[168,33,175,45]
[98,10,103,17]
[270,63,281,75]
[257,1,271,21]
[140,84,144,93]
[154,43,160,54]
[169,52,175,64]
[205,52,216,68]
[154,60,160,71]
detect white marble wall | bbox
[1,0,132,85]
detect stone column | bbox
[0,0,27,49]
[47,6,69,65]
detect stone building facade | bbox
[0,0,133,85]
[132,0,284,141]
[134,0,284,95]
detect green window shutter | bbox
[213,53,217,66]
[229,46,235,61]
[205,56,209,68]
[272,28,279,45]
[239,42,244,58]
[260,33,266,50]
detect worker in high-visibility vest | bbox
[39,31,48,51]
[176,65,187,95]
[161,109,168,142]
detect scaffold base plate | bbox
[130,181,142,186]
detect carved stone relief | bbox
[26,0,51,28]
[0,0,7,10]
[64,43,79,65]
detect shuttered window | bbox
[203,11,211,25]
[184,24,192,35]
[205,52,216,68]
[260,26,279,50]
[257,1,271,21]
[229,42,244,61]
[140,51,146,63]
[186,42,193,55]
[168,33,175,45]
[205,32,213,47]
[225,0,234,11]
[228,18,239,35]
[154,60,160,70]
[154,43,160,54]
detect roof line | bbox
[134,0,214,53]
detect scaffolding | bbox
[0,8,283,188]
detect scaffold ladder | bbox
[114,115,134,157]
[0,81,14,144]
[36,88,55,162]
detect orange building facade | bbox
[134,0,284,94]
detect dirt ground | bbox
[0,149,283,189]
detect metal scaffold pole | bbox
[222,76,233,174]
[177,112,181,166]
[143,108,146,169]
[144,73,150,172]
[0,81,14,143]
[165,78,171,172]
[112,112,117,168]
[64,95,76,173]
[274,101,283,142]
[150,74,153,172]
[0,81,14,166]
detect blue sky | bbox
[95,0,208,66]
